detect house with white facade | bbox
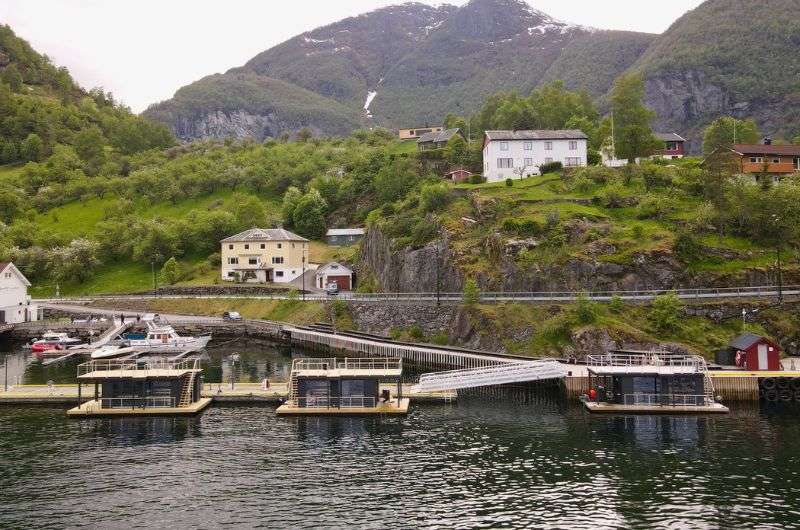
[0,262,39,324]
[220,228,309,284]
[315,262,354,291]
[482,130,588,182]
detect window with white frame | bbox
[260,244,265,249]
[771,157,781,164]
[524,158,534,167]
[248,258,258,265]
[544,141,553,151]
[750,156,764,163]
[228,244,233,250]
[569,140,578,150]
[275,271,284,277]
[244,244,249,250]
[545,157,553,164]
[227,257,238,265]
[564,157,581,167]
[277,243,282,249]
[523,141,533,151]
[497,158,513,169]
[272,257,284,264]
[795,157,800,170]
[499,141,509,151]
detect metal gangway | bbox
[90,320,134,347]
[411,359,567,393]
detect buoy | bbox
[588,388,597,400]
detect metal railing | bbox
[99,396,177,409]
[587,352,706,370]
[622,393,712,407]
[295,396,377,408]
[37,284,800,304]
[292,357,402,372]
[78,358,200,376]
[413,359,567,393]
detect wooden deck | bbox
[67,397,212,417]
[276,398,410,416]
[583,401,729,415]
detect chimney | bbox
[763,137,772,145]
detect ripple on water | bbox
[2,401,800,528]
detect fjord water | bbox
[2,343,800,528]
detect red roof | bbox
[733,144,800,156]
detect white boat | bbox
[31,332,84,353]
[90,345,138,359]
[125,321,211,353]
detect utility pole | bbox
[4,356,7,392]
[302,244,306,302]
[777,245,784,305]
[435,244,441,307]
[151,260,157,297]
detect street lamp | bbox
[771,214,783,305]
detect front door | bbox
[757,344,769,370]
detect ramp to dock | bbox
[412,360,567,393]
[91,321,133,347]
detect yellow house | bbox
[220,228,308,283]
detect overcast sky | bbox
[0,0,704,113]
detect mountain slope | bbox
[630,0,800,145]
[145,0,649,138]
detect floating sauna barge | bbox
[67,359,211,417]
[276,357,409,415]
[583,351,729,414]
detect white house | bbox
[0,262,39,324]
[220,228,309,284]
[482,130,588,182]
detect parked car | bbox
[223,311,242,321]
[325,282,340,295]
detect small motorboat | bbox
[31,332,84,353]
[90,345,138,359]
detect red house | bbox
[653,133,686,159]
[730,333,781,371]
[445,168,473,183]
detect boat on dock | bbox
[30,332,84,354]
[583,350,729,414]
[123,318,211,353]
[276,357,409,415]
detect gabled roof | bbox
[655,133,686,142]
[729,332,769,351]
[484,129,588,141]
[732,144,800,156]
[326,228,365,236]
[316,261,353,276]
[220,228,308,243]
[0,262,31,287]
[417,128,461,144]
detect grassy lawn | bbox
[102,297,328,325]
[31,261,154,297]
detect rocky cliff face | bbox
[359,227,463,293]
[169,110,298,141]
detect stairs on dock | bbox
[178,360,200,407]
[287,365,299,406]
[412,360,567,393]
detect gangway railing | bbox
[292,357,402,372]
[587,352,706,370]
[412,360,567,393]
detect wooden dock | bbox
[0,383,454,406]
[67,398,213,417]
[276,398,410,416]
[583,401,729,414]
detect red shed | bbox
[730,333,781,371]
